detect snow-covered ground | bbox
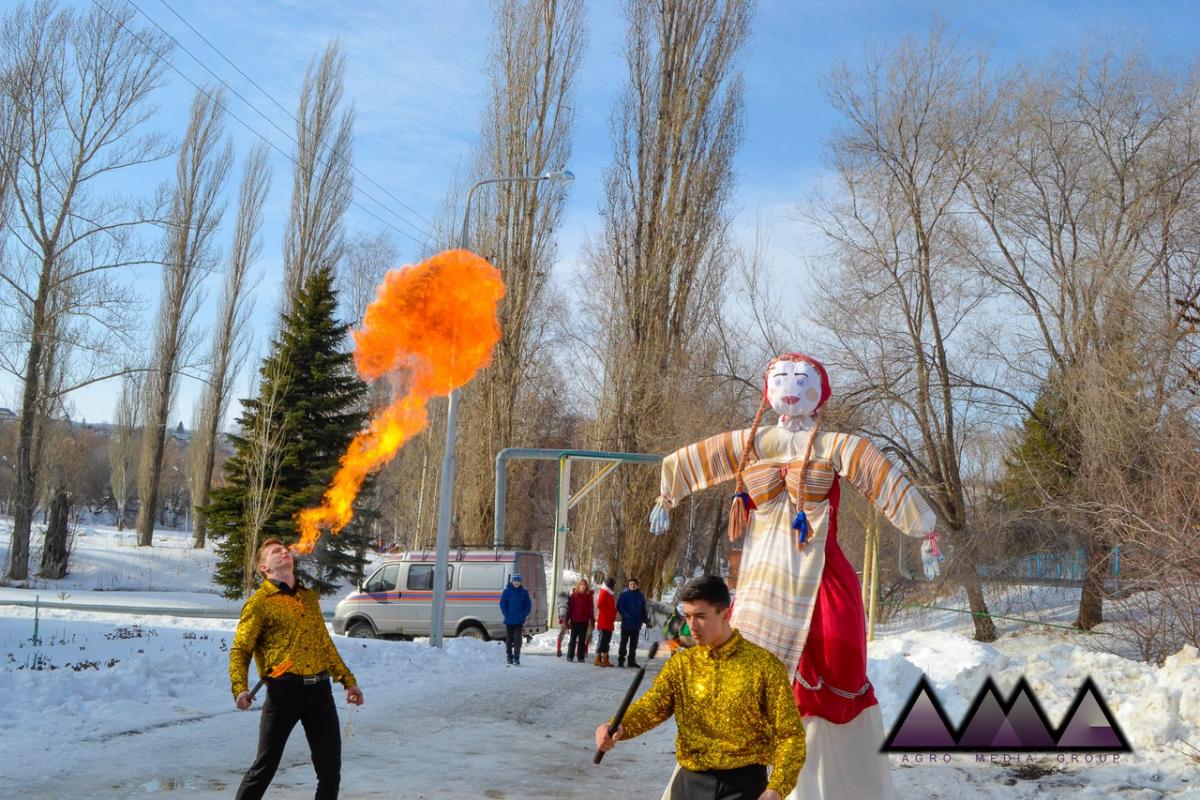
[2,521,1199,799]
[0,521,384,613]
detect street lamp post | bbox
[429,168,574,648]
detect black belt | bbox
[273,671,330,685]
[674,763,769,798]
[691,764,767,782]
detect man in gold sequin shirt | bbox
[229,538,363,800]
[596,575,806,800]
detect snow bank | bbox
[5,517,1200,797]
[870,629,1200,757]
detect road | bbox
[13,646,680,800]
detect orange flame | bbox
[294,249,505,553]
[268,659,295,678]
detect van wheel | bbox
[346,620,376,639]
[457,624,487,640]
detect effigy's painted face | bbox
[767,359,823,418]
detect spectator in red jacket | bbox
[594,577,617,667]
[566,579,594,663]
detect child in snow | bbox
[556,591,571,657]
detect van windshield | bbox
[363,564,399,593]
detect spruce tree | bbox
[207,266,370,597]
[999,382,1078,508]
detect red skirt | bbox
[793,478,878,724]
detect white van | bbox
[332,549,546,641]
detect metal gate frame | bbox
[493,448,662,628]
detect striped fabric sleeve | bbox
[831,433,937,538]
[659,429,751,508]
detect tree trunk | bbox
[6,271,49,583]
[39,488,71,579]
[964,579,997,642]
[135,403,167,547]
[1075,540,1106,630]
[192,426,217,549]
[947,527,997,642]
[701,502,725,576]
[242,523,260,599]
[192,503,208,548]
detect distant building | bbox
[169,420,192,444]
[0,408,16,422]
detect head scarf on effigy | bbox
[727,353,830,549]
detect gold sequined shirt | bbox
[229,579,356,697]
[617,629,805,796]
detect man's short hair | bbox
[255,537,288,566]
[678,575,731,609]
[628,577,639,585]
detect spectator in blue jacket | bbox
[499,574,533,666]
[616,577,649,668]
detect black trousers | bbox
[619,624,641,663]
[505,623,524,661]
[568,621,589,660]
[669,764,769,800]
[236,679,341,800]
[597,628,613,656]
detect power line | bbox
[123,0,434,246]
[156,0,439,233]
[98,0,435,250]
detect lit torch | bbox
[294,249,505,553]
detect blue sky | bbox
[8,0,1199,425]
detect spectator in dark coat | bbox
[616,578,648,668]
[565,579,594,662]
[499,575,532,666]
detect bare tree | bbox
[962,45,1200,628]
[578,0,752,592]
[108,372,142,531]
[0,2,170,581]
[809,26,999,640]
[337,230,396,325]
[282,41,353,311]
[454,0,585,542]
[135,87,232,546]
[190,144,269,548]
[240,360,291,597]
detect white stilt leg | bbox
[788,705,894,800]
[659,763,681,799]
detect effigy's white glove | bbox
[649,497,671,535]
[920,532,943,580]
[921,546,940,580]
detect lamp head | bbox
[542,169,575,184]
